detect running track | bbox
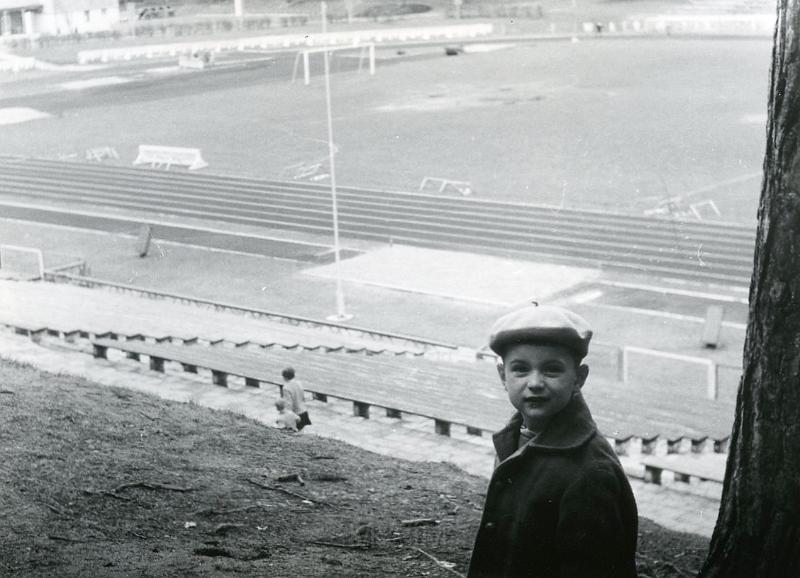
[0,156,756,286]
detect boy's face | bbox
[498,343,589,430]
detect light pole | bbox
[321,1,352,322]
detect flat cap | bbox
[488,304,593,359]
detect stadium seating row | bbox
[79,328,735,447]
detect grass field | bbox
[0,36,771,223]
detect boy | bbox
[274,398,300,432]
[281,367,311,431]
[468,304,638,578]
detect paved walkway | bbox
[0,330,720,538]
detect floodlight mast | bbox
[321,1,352,321]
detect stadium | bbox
[0,0,778,575]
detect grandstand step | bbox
[87,332,735,444]
[0,280,431,356]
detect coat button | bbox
[484,522,495,530]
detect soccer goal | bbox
[0,244,45,279]
[291,43,376,86]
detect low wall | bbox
[581,13,774,37]
[0,53,36,72]
[76,22,494,63]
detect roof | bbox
[0,0,42,9]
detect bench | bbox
[0,314,736,446]
[6,279,420,354]
[90,337,505,437]
[641,453,727,485]
[133,145,208,170]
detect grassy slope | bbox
[1,359,709,577]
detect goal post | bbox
[622,345,718,400]
[0,244,44,279]
[292,43,376,85]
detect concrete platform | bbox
[305,245,600,306]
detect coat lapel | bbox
[492,393,597,464]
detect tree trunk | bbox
[699,3,800,577]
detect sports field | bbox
[0,36,771,223]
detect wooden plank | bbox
[89,337,734,442]
[641,454,726,483]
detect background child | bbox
[281,367,311,431]
[468,304,638,578]
[274,398,300,432]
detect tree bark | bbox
[699,3,800,577]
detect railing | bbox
[41,271,459,354]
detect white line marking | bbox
[679,172,762,200]
[0,206,359,263]
[0,199,340,250]
[59,76,133,90]
[154,239,325,262]
[595,279,749,304]
[0,107,50,125]
[570,289,604,303]
[588,302,747,330]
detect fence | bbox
[124,13,310,39]
[0,244,90,279]
[77,23,494,64]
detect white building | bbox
[0,0,119,38]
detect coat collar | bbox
[492,393,598,463]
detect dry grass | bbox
[1,359,708,577]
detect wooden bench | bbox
[90,337,505,437]
[0,317,735,446]
[641,453,727,485]
[2,280,424,355]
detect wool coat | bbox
[468,394,638,578]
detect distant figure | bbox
[281,367,311,431]
[468,304,638,578]
[274,398,300,432]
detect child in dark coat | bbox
[468,304,638,578]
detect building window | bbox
[10,10,24,34]
[101,8,107,16]
[84,10,90,22]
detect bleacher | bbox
[4,317,734,454]
[0,264,737,500]
[0,280,428,356]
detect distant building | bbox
[0,0,119,39]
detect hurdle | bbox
[133,145,208,170]
[689,200,722,221]
[85,147,119,162]
[419,176,473,197]
[282,161,324,180]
